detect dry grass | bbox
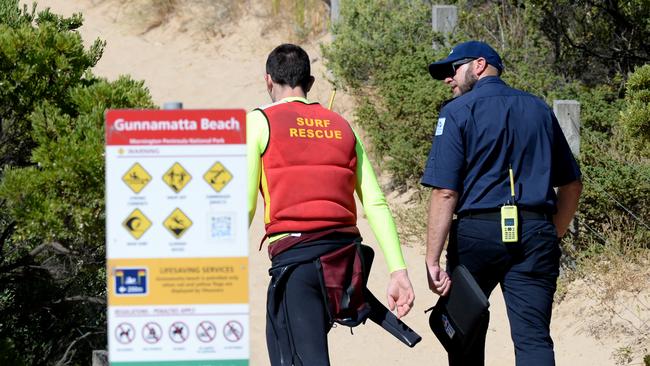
[557,214,650,365]
[114,0,330,41]
[264,0,330,41]
[563,268,650,365]
[390,188,429,247]
[116,0,244,38]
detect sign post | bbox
[105,109,248,365]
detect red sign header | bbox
[105,109,246,145]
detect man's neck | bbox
[271,84,306,102]
[477,67,499,80]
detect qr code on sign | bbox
[210,214,234,241]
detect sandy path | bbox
[31,1,646,365]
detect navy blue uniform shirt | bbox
[421,76,581,214]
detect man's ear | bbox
[474,58,489,76]
[305,76,315,93]
[264,74,274,91]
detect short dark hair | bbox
[266,44,311,91]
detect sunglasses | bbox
[451,58,477,74]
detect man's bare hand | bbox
[426,263,451,296]
[387,269,415,318]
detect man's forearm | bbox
[426,188,458,265]
[554,179,583,237]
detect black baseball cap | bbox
[428,41,504,80]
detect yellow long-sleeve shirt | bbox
[247,97,406,272]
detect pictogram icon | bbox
[163,208,192,239]
[169,321,189,343]
[122,208,152,240]
[196,321,217,343]
[122,163,152,194]
[114,268,147,295]
[223,320,243,342]
[115,322,135,344]
[142,322,162,344]
[203,162,233,192]
[163,162,192,193]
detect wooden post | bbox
[162,101,183,110]
[553,100,581,237]
[431,5,457,36]
[331,0,340,24]
[92,350,108,366]
[553,100,580,157]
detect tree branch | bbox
[0,220,16,258]
[53,296,106,306]
[0,243,70,274]
[55,331,98,366]
[29,241,71,256]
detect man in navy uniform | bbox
[422,40,582,365]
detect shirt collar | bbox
[473,75,505,90]
[280,96,311,103]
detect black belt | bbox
[457,209,552,221]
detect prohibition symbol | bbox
[163,162,192,193]
[115,322,135,344]
[142,322,162,344]
[196,321,217,343]
[122,163,152,194]
[169,321,189,343]
[223,320,243,342]
[204,162,233,192]
[163,208,192,239]
[122,208,152,240]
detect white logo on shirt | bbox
[435,118,446,136]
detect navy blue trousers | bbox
[446,216,561,366]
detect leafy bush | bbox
[528,0,650,85]
[0,2,154,364]
[620,64,650,156]
[456,0,564,97]
[0,77,153,365]
[324,0,575,186]
[0,1,104,169]
[323,0,452,185]
[324,0,650,255]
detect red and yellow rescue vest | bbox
[258,100,358,236]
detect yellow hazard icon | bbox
[122,163,152,194]
[204,162,233,193]
[163,208,192,239]
[122,208,152,240]
[163,162,192,193]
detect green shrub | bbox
[324,0,649,256]
[0,1,104,169]
[0,76,153,365]
[0,2,154,364]
[324,0,575,186]
[528,0,650,84]
[456,0,564,97]
[620,64,650,156]
[323,0,452,185]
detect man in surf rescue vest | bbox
[247,43,415,366]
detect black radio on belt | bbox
[501,167,518,243]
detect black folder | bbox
[427,265,489,353]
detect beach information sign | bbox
[105,109,248,366]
